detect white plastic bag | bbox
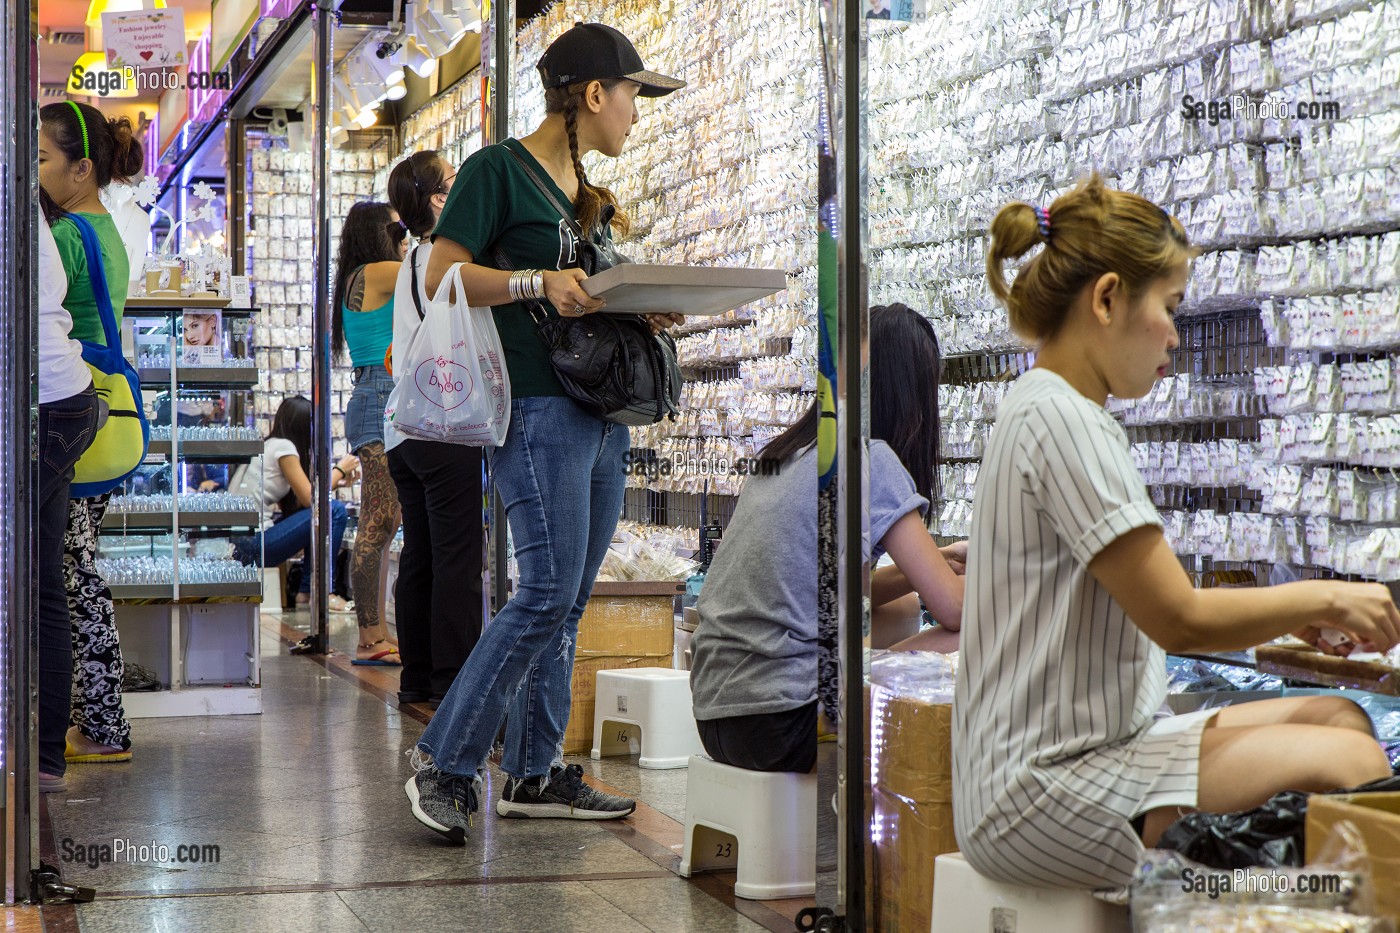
[383,262,510,447]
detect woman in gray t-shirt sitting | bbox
[689,303,967,773]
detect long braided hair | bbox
[543,79,632,239]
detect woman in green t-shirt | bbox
[407,24,684,841]
[39,100,144,765]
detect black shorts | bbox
[697,700,818,773]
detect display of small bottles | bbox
[97,557,260,586]
[149,426,261,442]
[107,492,259,514]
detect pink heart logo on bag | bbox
[415,357,475,411]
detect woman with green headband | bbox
[39,100,144,766]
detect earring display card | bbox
[248,135,391,505]
[888,0,1400,591]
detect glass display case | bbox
[99,300,264,717]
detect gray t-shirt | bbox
[690,440,927,720]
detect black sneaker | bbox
[496,763,636,820]
[405,766,480,844]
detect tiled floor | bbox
[37,611,817,932]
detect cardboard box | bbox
[576,581,680,658]
[870,683,957,933]
[1306,792,1400,925]
[562,582,680,754]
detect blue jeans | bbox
[418,396,630,780]
[39,385,99,776]
[237,500,348,592]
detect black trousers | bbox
[39,386,98,775]
[698,699,819,773]
[387,439,484,698]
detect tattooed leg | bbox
[352,442,401,657]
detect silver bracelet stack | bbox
[508,269,545,302]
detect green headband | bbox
[66,100,90,161]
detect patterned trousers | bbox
[64,494,131,750]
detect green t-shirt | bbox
[51,212,131,345]
[433,138,611,399]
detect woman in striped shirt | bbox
[953,173,1399,896]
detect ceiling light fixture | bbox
[333,73,366,125]
[410,0,476,59]
[364,40,406,87]
[403,37,438,78]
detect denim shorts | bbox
[344,364,394,452]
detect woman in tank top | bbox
[332,201,407,663]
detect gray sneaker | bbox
[405,767,480,843]
[496,763,636,820]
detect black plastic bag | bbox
[1157,775,1400,870]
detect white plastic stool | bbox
[590,667,705,769]
[679,755,816,900]
[931,853,1130,933]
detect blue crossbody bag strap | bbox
[65,214,121,354]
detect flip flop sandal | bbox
[352,650,402,666]
[352,640,402,666]
[65,742,133,763]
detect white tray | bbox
[582,264,787,316]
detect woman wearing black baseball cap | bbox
[406,23,683,842]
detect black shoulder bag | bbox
[492,146,681,427]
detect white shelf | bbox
[139,367,259,387]
[107,313,265,719]
[111,582,263,602]
[124,686,262,718]
[149,439,264,458]
[102,510,261,531]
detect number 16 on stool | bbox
[590,668,706,769]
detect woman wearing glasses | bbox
[383,152,482,708]
[331,200,408,663]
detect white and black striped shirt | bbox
[953,368,1204,893]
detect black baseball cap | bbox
[537,23,685,98]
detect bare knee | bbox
[1198,720,1390,814]
[1294,696,1375,735]
[1318,730,1390,790]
